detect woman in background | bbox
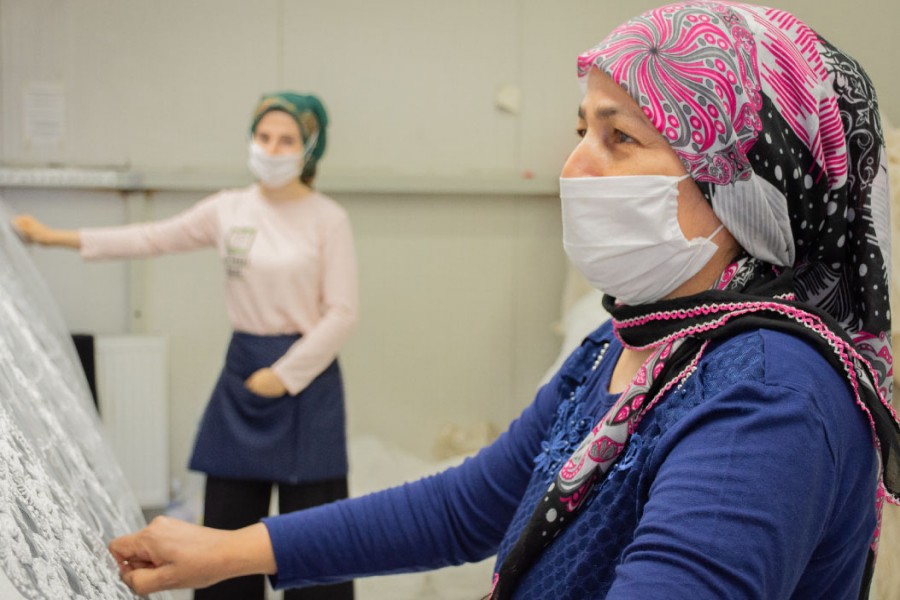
[109,3,900,599]
[14,92,357,600]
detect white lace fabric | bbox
[0,198,172,600]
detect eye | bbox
[576,128,587,138]
[614,129,636,144]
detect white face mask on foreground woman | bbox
[560,173,723,305]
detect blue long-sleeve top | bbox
[263,321,878,599]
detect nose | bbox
[561,138,607,178]
[259,138,279,155]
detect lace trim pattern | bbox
[0,202,172,599]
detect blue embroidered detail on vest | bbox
[533,339,609,474]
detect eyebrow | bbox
[577,106,623,120]
[577,103,656,136]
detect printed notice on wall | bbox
[23,82,66,149]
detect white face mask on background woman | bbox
[247,142,302,188]
[560,174,722,305]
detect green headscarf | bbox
[250,91,328,185]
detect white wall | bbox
[3,0,899,176]
[3,0,899,490]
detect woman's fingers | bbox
[11,214,47,243]
[109,532,154,566]
[109,520,177,592]
[11,215,35,239]
[109,517,276,593]
[109,517,232,593]
[245,368,287,397]
[122,563,179,596]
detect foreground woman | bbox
[109,3,899,599]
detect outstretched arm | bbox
[14,191,220,260]
[12,214,81,249]
[109,374,563,594]
[108,517,276,596]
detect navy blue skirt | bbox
[189,332,348,484]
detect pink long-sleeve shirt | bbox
[80,185,358,395]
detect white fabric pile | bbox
[349,435,494,600]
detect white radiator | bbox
[95,335,169,508]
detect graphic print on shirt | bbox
[225,227,257,278]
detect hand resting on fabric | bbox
[11,214,82,249]
[108,516,277,595]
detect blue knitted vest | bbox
[493,321,766,599]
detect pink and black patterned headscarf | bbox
[490,3,898,598]
[578,0,892,396]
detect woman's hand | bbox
[245,367,288,397]
[12,214,52,243]
[11,214,81,248]
[108,517,277,595]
